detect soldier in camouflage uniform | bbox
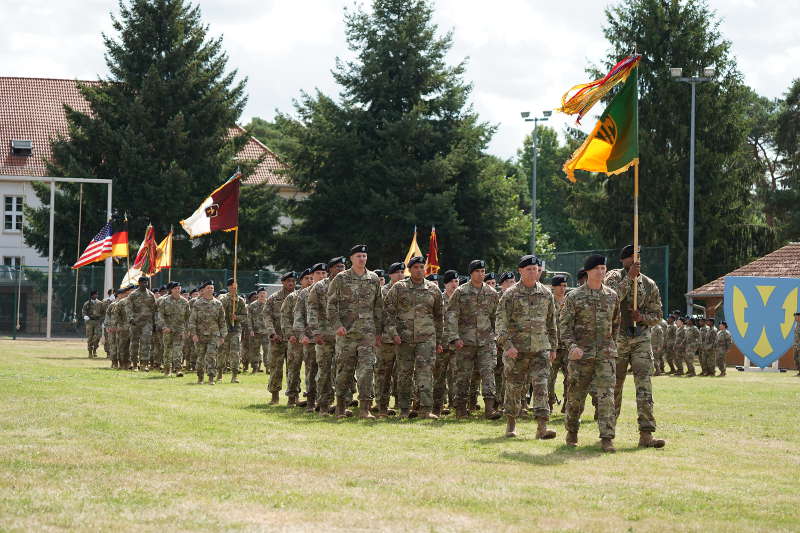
[241,291,255,372]
[81,290,104,358]
[248,288,270,374]
[684,317,701,377]
[308,257,347,416]
[189,280,227,384]
[497,255,558,439]
[433,269,460,416]
[295,264,326,411]
[326,245,383,419]
[217,278,248,383]
[715,321,732,377]
[184,288,199,370]
[283,268,311,406]
[104,290,120,368]
[547,275,569,413]
[126,277,156,371]
[664,315,677,374]
[384,256,444,419]
[265,272,296,404]
[651,319,667,376]
[374,262,404,417]
[445,259,501,420]
[155,281,190,376]
[151,286,167,369]
[673,316,687,375]
[560,254,620,453]
[790,313,800,376]
[110,286,134,370]
[493,271,516,411]
[604,245,665,448]
[701,318,717,376]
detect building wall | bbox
[0,178,46,267]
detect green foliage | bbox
[773,78,800,241]
[22,0,275,268]
[272,0,540,273]
[243,117,294,160]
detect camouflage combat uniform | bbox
[155,293,190,372]
[674,323,687,375]
[547,295,569,410]
[375,281,399,413]
[665,321,677,373]
[307,277,337,411]
[433,289,458,412]
[716,328,732,376]
[383,277,444,412]
[794,322,800,375]
[684,323,701,376]
[496,280,558,420]
[326,268,383,404]
[189,295,226,381]
[248,298,269,372]
[280,289,304,403]
[218,291,248,381]
[265,287,292,395]
[701,323,718,375]
[559,283,621,440]
[651,320,666,374]
[444,282,500,410]
[111,298,131,369]
[294,284,317,408]
[604,268,663,434]
[127,286,156,368]
[151,295,165,369]
[81,297,104,357]
[103,299,116,365]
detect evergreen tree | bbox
[774,78,800,241]
[23,0,273,269]
[272,0,536,272]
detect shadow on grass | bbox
[498,441,647,465]
[35,356,93,360]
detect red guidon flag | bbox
[180,172,241,238]
[424,227,440,276]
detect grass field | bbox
[1,339,798,532]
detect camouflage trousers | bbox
[195,334,221,378]
[375,342,397,409]
[115,329,130,367]
[433,347,455,409]
[547,347,569,407]
[653,347,665,373]
[85,320,101,353]
[565,357,616,439]
[663,347,675,371]
[129,321,153,365]
[455,344,497,405]
[615,336,657,433]
[716,348,728,374]
[504,350,551,419]
[249,333,269,370]
[286,341,304,398]
[218,329,241,377]
[683,347,697,375]
[106,329,116,363]
[241,330,250,368]
[793,345,800,373]
[335,334,376,402]
[103,326,111,358]
[700,348,715,374]
[162,330,185,370]
[152,330,163,367]
[303,343,317,401]
[183,337,195,368]
[315,336,336,406]
[396,340,435,410]
[494,351,503,409]
[267,340,287,393]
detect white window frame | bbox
[2,256,23,267]
[3,195,24,233]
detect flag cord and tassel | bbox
[73,184,83,323]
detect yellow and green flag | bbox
[563,67,639,182]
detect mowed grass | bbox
[0,340,798,532]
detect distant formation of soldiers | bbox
[81,244,800,452]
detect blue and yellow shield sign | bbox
[723,276,799,368]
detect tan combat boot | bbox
[197,371,204,384]
[335,398,347,419]
[455,402,469,420]
[483,398,502,420]
[287,395,297,407]
[399,408,411,419]
[535,418,556,440]
[305,393,316,413]
[565,431,578,447]
[359,400,376,419]
[418,408,438,420]
[230,372,240,384]
[601,438,616,453]
[269,392,280,405]
[505,416,517,438]
[638,431,666,448]
[318,401,329,417]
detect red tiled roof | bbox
[688,242,800,298]
[0,77,292,188]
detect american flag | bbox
[73,222,113,269]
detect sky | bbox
[2,0,798,159]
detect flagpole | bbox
[633,163,639,319]
[168,225,173,283]
[232,227,239,317]
[124,212,131,274]
[73,184,83,324]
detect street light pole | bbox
[671,67,713,316]
[521,110,552,255]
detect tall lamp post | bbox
[521,110,552,255]
[671,66,714,316]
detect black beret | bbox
[468,259,485,273]
[256,287,267,293]
[518,254,540,268]
[577,269,587,280]
[620,245,639,260]
[298,268,312,280]
[458,275,469,285]
[408,256,425,268]
[90,289,98,296]
[166,281,180,291]
[226,277,235,286]
[218,289,228,295]
[180,289,188,294]
[794,312,800,317]
[388,262,405,275]
[551,275,567,286]
[311,263,327,273]
[720,321,728,326]
[499,271,515,284]
[198,280,214,289]
[247,291,257,299]
[426,274,439,282]
[113,288,123,296]
[443,270,458,284]
[583,254,607,271]
[280,271,295,281]
[138,276,149,283]
[125,284,137,291]
[327,256,346,268]
[484,272,496,282]
[373,269,385,277]
[350,244,367,255]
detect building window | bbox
[3,256,22,267]
[4,196,23,231]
